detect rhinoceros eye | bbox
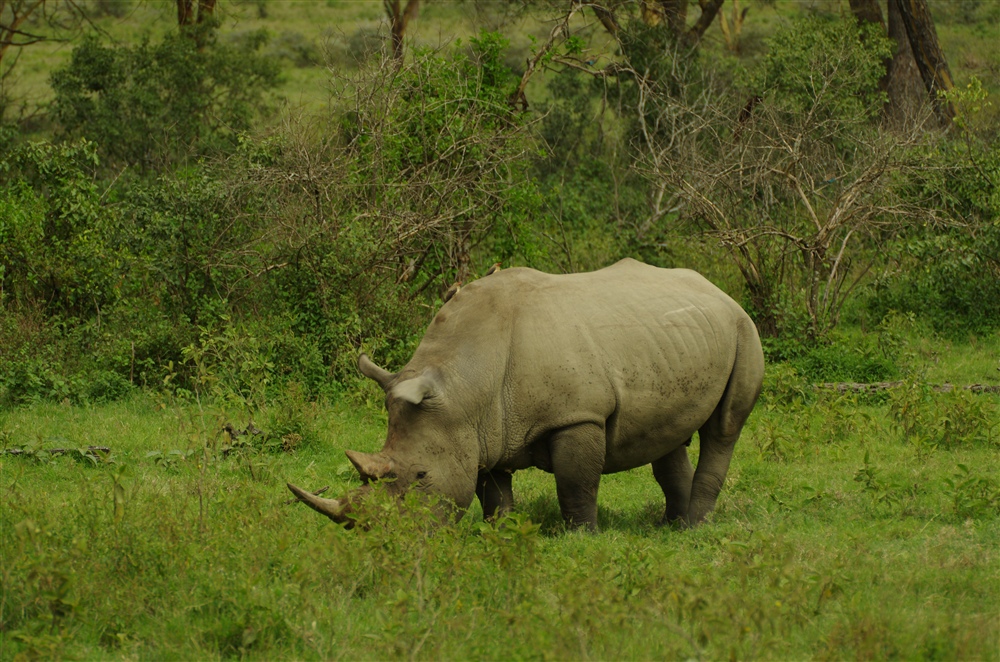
[416,471,428,480]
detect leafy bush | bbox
[751,16,891,125]
[3,31,544,405]
[867,226,1000,337]
[51,30,280,171]
[0,140,122,317]
[764,313,912,383]
[790,343,897,383]
[866,80,1000,337]
[218,32,543,377]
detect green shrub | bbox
[867,80,1000,337]
[867,224,1000,338]
[51,30,280,171]
[791,343,897,383]
[751,16,891,125]
[0,140,122,318]
[764,317,909,384]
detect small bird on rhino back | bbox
[443,282,461,303]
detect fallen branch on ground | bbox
[4,445,112,456]
[815,382,1000,394]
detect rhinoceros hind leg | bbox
[688,322,764,525]
[476,469,514,521]
[549,423,606,531]
[652,442,694,527]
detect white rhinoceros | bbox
[289,258,764,529]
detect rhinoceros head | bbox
[287,353,479,526]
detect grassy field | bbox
[2,333,998,659]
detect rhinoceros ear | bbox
[358,353,394,391]
[345,450,394,483]
[391,373,437,406]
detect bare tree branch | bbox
[510,3,581,110]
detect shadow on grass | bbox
[517,494,673,536]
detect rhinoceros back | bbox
[410,258,762,473]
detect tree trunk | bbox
[177,0,194,26]
[686,0,725,46]
[848,0,884,28]
[385,0,420,61]
[885,0,928,125]
[197,0,216,23]
[897,0,956,122]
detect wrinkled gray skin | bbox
[288,259,765,530]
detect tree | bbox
[235,32,536,302]
[635,17,935,338]
[384,0,419,61]
[51,31,279,171]
[594,0,724,46]
[848,0,955,123]
[176,0,215,27]
[0,0,84,119]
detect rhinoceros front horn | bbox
[287,483,352,524]
[358,354,394,391]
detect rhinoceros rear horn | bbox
[345,449,394,483]
[358,354,394,391]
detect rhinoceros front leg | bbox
[549,422,606,531]
[476,469,513,521]
[652,441,694,526]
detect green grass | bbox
[2,337,999,659]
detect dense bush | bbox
[216,32,544,375]
[865,80,1000,337]
[867,225,1000,338]
[2,33,544,405]
[621,16,919,341]
[51,29,280,171]
[4,10,996,407]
